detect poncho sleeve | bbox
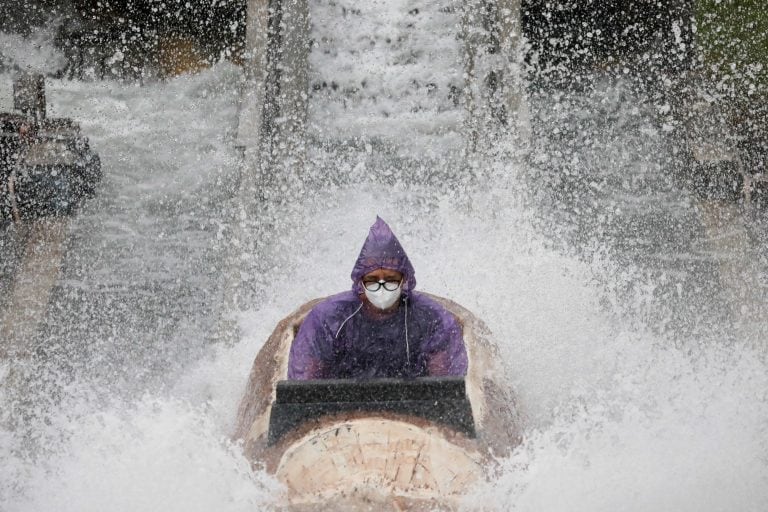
[420,300,468,377]
[287,306,335,380]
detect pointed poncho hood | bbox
[351,217,416,294]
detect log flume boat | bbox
[233,295,521,510]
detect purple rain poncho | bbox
[287,217,468,380]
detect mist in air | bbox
[1,1,767,511]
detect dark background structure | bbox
[1,0,246,78]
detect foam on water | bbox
[1,383,280,511]
[307,0,465,158]
[467,338,768,510]
[1,32,767,512]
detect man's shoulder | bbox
[407,292,458,324]
[308,290,361,320]
[407,291,448,310]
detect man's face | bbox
[360,268,404,311]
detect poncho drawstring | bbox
[404,297,410,365]
[335,303,363,340]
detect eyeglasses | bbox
[363,279,402,292]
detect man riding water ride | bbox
[288,216,468,379]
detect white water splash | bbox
[1,25,767,512]
[0,27,66,74]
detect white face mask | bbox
[363,281,402,310]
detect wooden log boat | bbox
[233,294,521,510]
